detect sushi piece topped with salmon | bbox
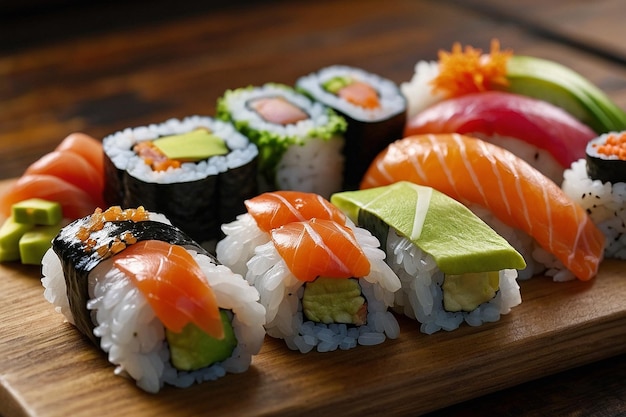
[41,206,266,393]
[234,199,401,352]
[216,190,348,276]
[361,133,606,282]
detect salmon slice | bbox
[361,133,605,281]
[0,174,101,220]
[245,190,347,232]
[55,133,104,174]
[248,96,309,125]
[24,151,104,201]
[337,80,380,109]
[271,218,370,282]
[113,240,224,339]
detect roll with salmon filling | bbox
[41,207,266,393]
[296,65,406,189]
[216,83,347,198]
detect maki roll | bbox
[216,190,348,276]
[562,132,626,259]
[245,217,401,353]
[331,181,526,334]
[102,115,258,245]
[41,206,266,393]
[296,65,406,189]
[216,83,347,198]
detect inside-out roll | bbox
[216,83,347,198]
[331,181,526,334]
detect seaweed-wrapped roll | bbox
[296,65,406,189]
[216,83,347,198]
[102,115,258,245]
[41,206,266,393]
[331,181,526,334]
[562,131,626,259]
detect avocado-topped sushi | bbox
[41,206,266,393]
[216,83,347,198]
[331,181,526,334]
[296,65,406,189]
[102,115,258,245]
[562,131,626,259]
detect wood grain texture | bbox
[0,179,625,417]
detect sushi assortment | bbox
[0,39,623,393]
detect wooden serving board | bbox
[0,179,625,417]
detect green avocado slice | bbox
[505,55,626,133]
[153,129,229,162]
[166,310,237,371]
[302,277,367,325]
[331,181,526,275]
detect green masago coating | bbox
[166,310,237,371]
[331,181,526,275]
[302,277,367,325]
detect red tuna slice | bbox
[404,91,596,169]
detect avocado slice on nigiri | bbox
[505,55,626,134]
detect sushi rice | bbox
[386,229,522,334]
[562,159,626,259]
[244,223,401,353]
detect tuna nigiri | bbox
[361,133,606,281]
[404,91,596,184]
[245,217,401,353]
[216,190,348,276]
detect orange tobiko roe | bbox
[593,132,626,160]
[430,39,513,98]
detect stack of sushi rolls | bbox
[562,131,626,259]
[216,83,347,199]
[41,206,266,393]
[296,65,406,190]
[102,115,258,245]
[331,181,527,334]
[216,190,401,353]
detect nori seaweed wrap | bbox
[102,115,258,244]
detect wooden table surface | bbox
[1,1,625,416]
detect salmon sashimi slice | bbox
[248,96,309,125]
[0,174,101,220]
[337,80,381,109]
[113,240,224,339]
[245,190,347,232]
[361,133,606,281]
[55,132,104,174]
[271,218,370,282]
[24,151,104,201]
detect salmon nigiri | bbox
[113,239,224,339]
[217,190,348,276]
[361,133,606,281]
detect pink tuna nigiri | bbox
[361,133,605,281]
[113,239,224,339]
[271,218,371,282]
[404,91,596,184]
